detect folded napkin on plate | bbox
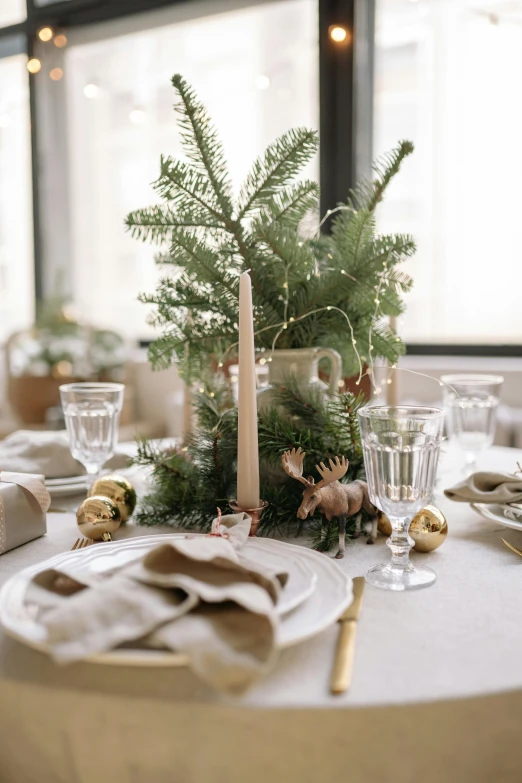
[28,513,286,695]
[444,472,522,504]
[0,430,129,478]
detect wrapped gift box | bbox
[0,472,50,555]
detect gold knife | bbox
[501,538,522,558]
[330,576,365,695]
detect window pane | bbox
[0,52,34,341]
[0,0,26,26]
[58,0,318,338]
[374,0,522,345]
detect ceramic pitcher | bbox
[257,347,342,412]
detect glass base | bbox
[365,562,436,592]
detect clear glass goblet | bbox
[59,382,125,482]
[441,374,503,476]
[358,405,445,592]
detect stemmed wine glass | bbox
[59,382,125,483]
[358,406,445,591]
[441,374,503,476]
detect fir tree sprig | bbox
[125,74,415,382]
[132,379,371,550]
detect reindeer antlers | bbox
[281,447,311,486]
[315,456,348,487]
[282,449,349,489]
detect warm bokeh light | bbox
[83,83,99,98]
[38,27,53,42]
[49,67,63,81]
[329,25,349,43]
[54,34,67,48]
[26,58,41,74]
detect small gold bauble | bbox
[409,505,448,552]
[378,507,447,552]
[77,495,121,540]
[88,475,137,522]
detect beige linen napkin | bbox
[28,514,285,695]
[444,472,522,504]
[0,430,129,478]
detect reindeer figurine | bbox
[282,447,379,559]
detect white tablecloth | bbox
[1,446,522,782]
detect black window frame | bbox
[0,0,518,357]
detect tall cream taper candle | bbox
[237,271,260,508]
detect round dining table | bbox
[1,444,522,783]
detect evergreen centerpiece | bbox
[133,378,368,551]
[126,75,414,380]
[126,75,415,548]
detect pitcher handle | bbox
[316,348,342,395]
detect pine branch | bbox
[168,229,239,294]
[237,128,318,219]
[171,74,233,219]
[255,180,319,227]
[153,157,227,222]
[352,140,414,213]
[133,382,367,547]
[127,75,414,382]
[125,204,221,244]
[255,221,316,280]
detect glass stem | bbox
[85,464,101,487]
[387,516,414,571]
[464,453,478,477]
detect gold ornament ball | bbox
[409,505,448,552]
[88,475,137,522]
[378,507,447,552]
[77,495,121,540]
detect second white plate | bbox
[45,475,88,497]
[471,502,522,532]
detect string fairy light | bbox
[26,58,41,74]
[194,203,459,404]
[221,302,364,386]
[37,27,53,42]
[367,250,391,385]
[329,25,349,43]
[270,266,290,352]
[378,365,460,398]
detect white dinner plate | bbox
[45,475,87,487]
[0,535,351,667]
[46,484,88,497]
[45,475,88,497]
[471,503,522,532]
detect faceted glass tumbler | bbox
[441,374,503,475]
[60,382,125,478]
[358,406,445,592]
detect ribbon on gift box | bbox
[0,471,51,555]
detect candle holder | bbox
[229,499,268,536]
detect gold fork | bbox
[501,538,522,558]
[71,538,94,551]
